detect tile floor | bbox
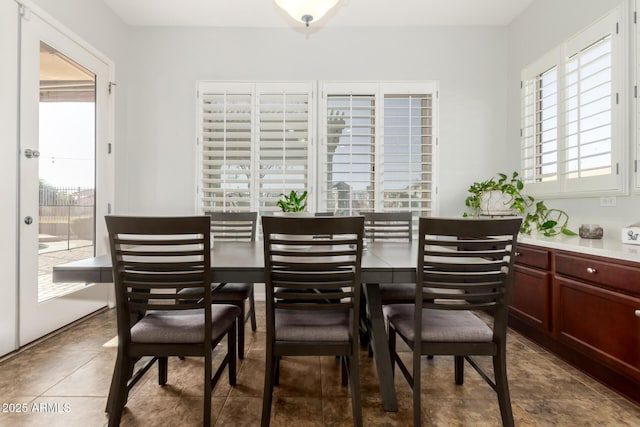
[0,303,638,426]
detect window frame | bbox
[520,4,628,198]
[196,80,315,215]
[196,80,439,219]
[318,81,438,217]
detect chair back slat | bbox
[262,216,364,312]
[417,217,521,315]
[363,211,412,241]
[208,211,257,242]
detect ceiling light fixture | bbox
[274,0,340,27]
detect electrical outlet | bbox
[600,196,617,207]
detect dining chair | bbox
[261,215,364,427]
[361,211,415,353]
[384,217,521,426]
[208,211,258,359]
[104,216,240,427]
[179,211,257,359]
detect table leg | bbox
[364,283,398,412]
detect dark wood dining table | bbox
[52,240,417,412]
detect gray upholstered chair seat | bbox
[379,283,415,302]
[213,282,252,298]
[131,305,240,344]
[383,305,493,343]
[178,282,252,299]
[275,309,350,342]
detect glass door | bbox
[19,10,111,345]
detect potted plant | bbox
[464,172,531,216]
[464,172,576,237]
[276,190,308,213]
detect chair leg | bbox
[261,349,276,427]
[454,355,464,385]
[248,287,257,332]
[388,325,396,376]
[237,302,246,360]
[341,356,348,386]
[494,351,514,427]
[348,353,363,427]
[107,355,131,427]
[105,357,119,413]
[228,324,237,386]
[274,356,280,386]
[413,347,421,427]
[158,357,168,385]
[204,346,212,427]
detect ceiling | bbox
[102,0,536,28]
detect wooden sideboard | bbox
[509,242,640,404]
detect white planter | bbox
[479,191,515,216]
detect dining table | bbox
[52,240,418,412]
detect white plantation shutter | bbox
[324,92,376,215]
[563,34,615,189]
[320,82,438,218]
[197,82,313,214]
[257,86,312,214]
[521,65,558,187]
[520,4,625,196]
[200,89,253,212]
[382,94,434,216]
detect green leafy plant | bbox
[464,172,531,216]
[276,190,308,213]
[464,172,576,237]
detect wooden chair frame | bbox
[208,211,258,359]
[386,217,521,426]
[105,216,238,427]
[261,215,364,427]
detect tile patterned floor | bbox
[0,303,638,426]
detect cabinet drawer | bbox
[514,244,550,270]
[556,252,640,295]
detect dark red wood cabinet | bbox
[511,245,551,332]
[510,243,640,404]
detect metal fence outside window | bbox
[39,185,95,252]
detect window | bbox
[521,64,558,184]
[197,82,313,215]
[521,5,626,196]
[198,81,438,219]
[319,82,437,219]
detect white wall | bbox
[0,0,20,356]
[124,25,509,217]
[506,0,640,234]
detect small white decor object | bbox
[579,224,603,239]
[622,223,640,245]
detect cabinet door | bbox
[511,265,551,332]
[556,276,640,382]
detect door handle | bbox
[24,216,33,225]
[24,149,40,159]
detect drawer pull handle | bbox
[586,267,597,274]
[515,252,521,257]
[636,310,640,318]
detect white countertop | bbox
[519,232,640,263]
